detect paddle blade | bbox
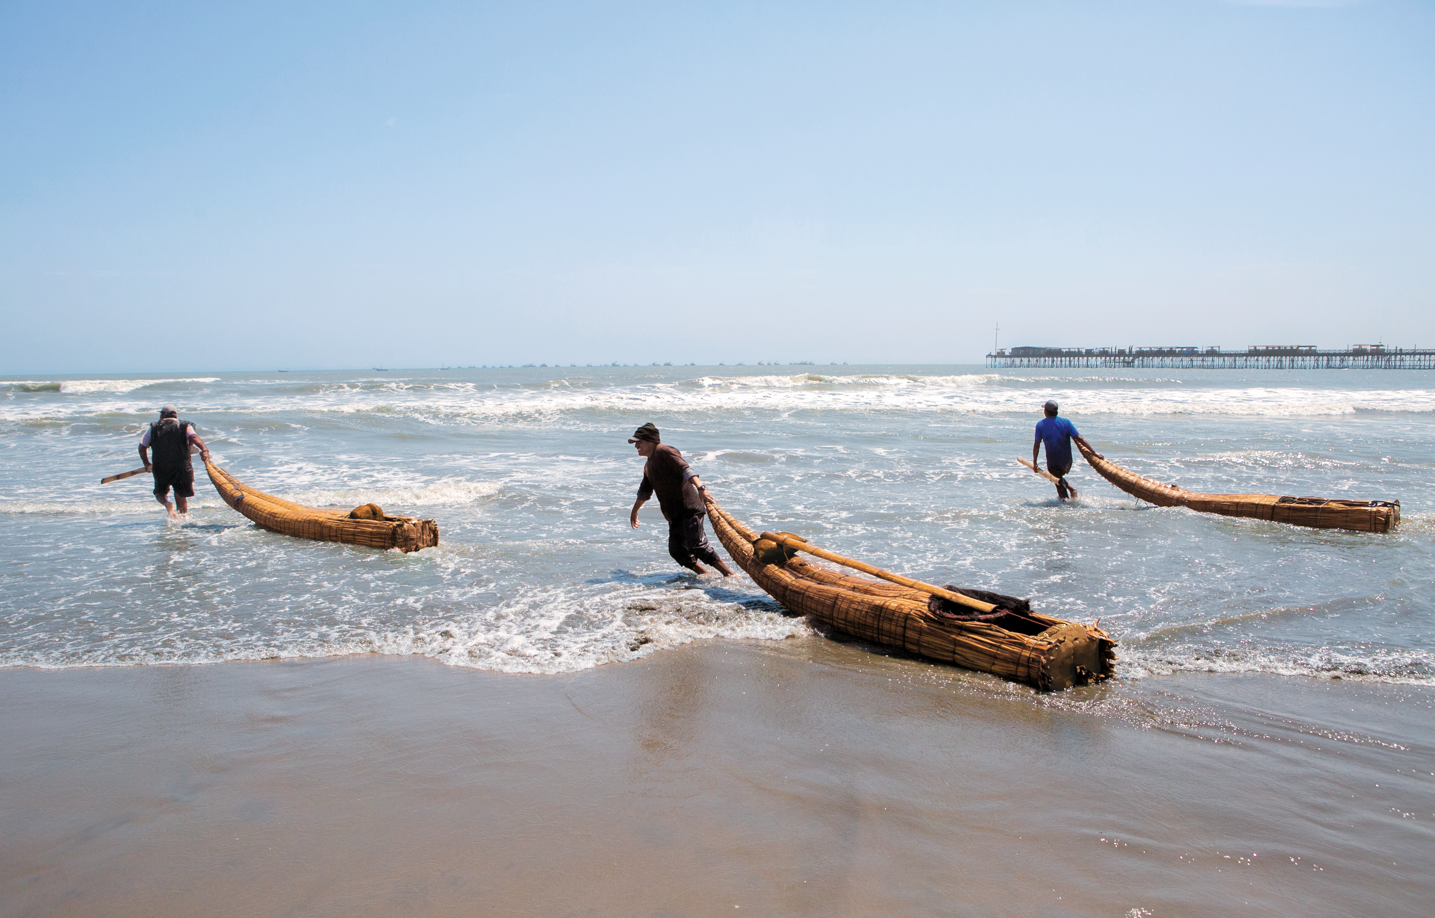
[101,467,149,484]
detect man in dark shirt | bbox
[627,423,733,576]
[1032,400,1101,501]
[139,405,210,519]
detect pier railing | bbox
[986,346,1435,370]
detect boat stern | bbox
[1036,622,1116,691]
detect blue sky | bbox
[2,0,1432,372]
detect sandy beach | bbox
[4,638,1431,917]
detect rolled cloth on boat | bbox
[348,503,385,520]
[928,586,1043,632]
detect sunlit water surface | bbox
[2,365,1431,684]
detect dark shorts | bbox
[153,466,194,499]
[667,511,723,572]
[1046,461,1072,479]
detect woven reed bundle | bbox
[204,461,439,552]
[1075,442,1399,533]
[705,497,1115,691]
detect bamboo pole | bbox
[101,467,148,484]
[1018,458,1061,484]
[757,531,997,613]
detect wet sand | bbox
[3,638,1432,917]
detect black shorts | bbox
[152,466,194,499]
[666,511,723,572]
[1046,461,1072,479]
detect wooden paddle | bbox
[1018,458,1062,484]
[758,531,997,614]
[101,467,149,484]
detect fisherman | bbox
[627,423,733,576]
[1032,400,1102,501]
[139,406,210,520]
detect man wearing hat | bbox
[628,423,733,576]
[1032,401,1101,501]
[138,406,210,519]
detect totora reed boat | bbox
[705,497,1115,691]
[1075,441,1399,533]
[205,461,439,552]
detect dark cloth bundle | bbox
[927,586,1045,634]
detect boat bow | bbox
[1075,441,1399,533]
[205,460,439,552]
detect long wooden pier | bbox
[987,345,1435,370]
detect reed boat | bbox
[1075,442,1399,533]
[205,461,439,552]
[705,497,1115,691]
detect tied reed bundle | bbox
[705,495,1114,692]
[1074,441,1400,533]
[204,461,438,552]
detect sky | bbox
[2,0,1433,373]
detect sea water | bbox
[2,365,1431,684]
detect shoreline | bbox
[4,639,1431,917]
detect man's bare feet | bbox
[714,560,734,577]
[692,562,710,575]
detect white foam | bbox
[0,570,808,675]
[1118,645,1434,685]
[284,479,501,510]
[3,371,1434,424]
[397,584,796,673]
[57,377,220,395]
[0,496,223,515]
[220,380,1435,423]
[689,372,999,390]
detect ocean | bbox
[4,364,1434,915]
[2,365,1431,683]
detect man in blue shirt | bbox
[1032,401,1102,501]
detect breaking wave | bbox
[5,371,1435,424]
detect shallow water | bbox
[2,365,1431,684]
